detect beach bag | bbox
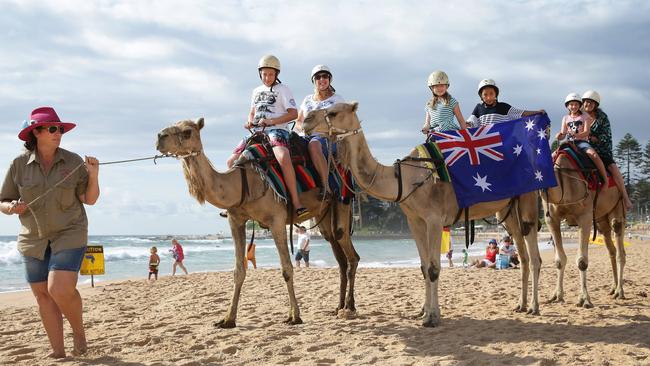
[496,254,510,270]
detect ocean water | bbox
[0,234,556,293]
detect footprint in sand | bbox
[222,345,238,355]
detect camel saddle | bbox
[553,143,615,191]
[238,132,354,204]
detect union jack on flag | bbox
[431,125,504,166]
[429,114,557,208]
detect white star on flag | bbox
[537,128,547,140]
[513,144,523,156]
[473,173,492,192]
[536,148,541,155]
[535,170,544,181]
[525,119,535,131]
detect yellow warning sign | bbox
[80,245,105,275]
[589,235,631,247]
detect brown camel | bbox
[156,118,359,327]
[303,102,543,327]
[542,149,626,307]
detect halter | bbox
[164,127,203,159]
[324,114,363,142]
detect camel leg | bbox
[575,214,593,308]
[597,218,619,295]
[215,218,247,328]
[336,204,359,314]
[520,193,541,315]
[320,213,349,314]
[545,212,567,303]
[504,215,529,313]
[611,210,626,300]
[406,214,441,327]
[269,222,303,324]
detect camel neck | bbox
[346,132,400,202]
[182,153,243,209]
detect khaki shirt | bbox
[1,148,89,260]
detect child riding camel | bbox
[421,70,467,134]
[467,78,545,127]
[556,92,608,183]
[226,55,309,220]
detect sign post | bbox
[80,245,105,287]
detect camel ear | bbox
[197,117,205,130]
[350,102,359,112]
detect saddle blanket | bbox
[243,141,354,204]
[555,147,616,191]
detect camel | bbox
[542,148,626,307]
[303,102,543,327]
[156,118,359,327]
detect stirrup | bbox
[296,207,310,221]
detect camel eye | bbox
[327,111,338,118]
[181,130,192,139]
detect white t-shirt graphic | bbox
[250,83,297,131]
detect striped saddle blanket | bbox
[415,142,451,183]
[242,138,354,204]
[554,146,614,191]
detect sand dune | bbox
[1,241,648,365]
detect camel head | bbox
[156,118,205,156]
[303,102,360,137]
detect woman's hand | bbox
[6,200,27,215]
[85,156,99,178]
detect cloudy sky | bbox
[1,0,649,235]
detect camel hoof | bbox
[526,308,540,316]
[422,318,440,328]
[214,319,236,328]
[284,317,303,325]
[613,291,626,300]
[582,301,594,309]
[546,294,564,304]
[337,308,357,319]
[513,304,527,313]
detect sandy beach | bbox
[1,241,648,365]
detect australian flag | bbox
[429,113,557,208]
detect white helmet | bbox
[258,55,281,72]
[427,70,449,86]
[311,64,332,83]
[582,90,601,105]
[478,78,499,96]
[564,92,582,107]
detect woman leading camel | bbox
[295,65,345,197]
[0,106,100,358]
[582,90,632,211]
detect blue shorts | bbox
[295,249,310,262]
[23,244,86,283]
[308,135,337,157]
[574,140,593,152]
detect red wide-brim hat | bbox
[18,106,76,141]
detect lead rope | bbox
[22,154,175,238]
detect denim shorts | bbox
[23,244,87,283]
[233,129,291,154]
[308,135,337,157]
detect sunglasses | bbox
[314,73,331,80]
[37,125,65,134]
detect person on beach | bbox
[499,235,519,268]
[294,226,311,268]
[582,90,633,211]
[245,242,257,269]
[0,106,100,358]
[148,246,160,280]
[555,92,608,183]
[225,55,308,220]
[295,65,345,199]
[466,79,545,127]
[470,239,498,268]
[421,70,467,135]
[446,248,454,268]
[462,249,469,268]
[170,239,188,275]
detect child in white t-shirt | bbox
[226,55,308,220]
